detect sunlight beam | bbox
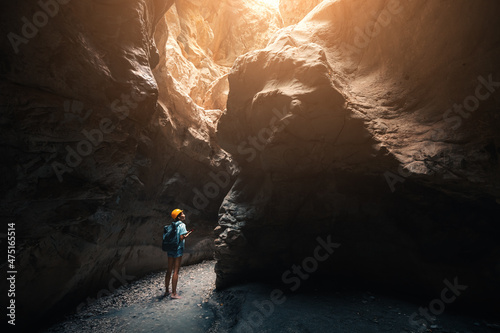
[256,0,280,8]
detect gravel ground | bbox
[218,283,500,333]
[43,260,500,333]
[43,260,218,333]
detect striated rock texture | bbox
[160,0,282,109]
[215,0,500,312]
[1,0,499,329]
[279,0,323,26]
[0,0,233,328]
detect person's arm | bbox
[180,230,193,241]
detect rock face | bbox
[215,0,500,311]
[279,0,323,25]
[0,0,234,328]
[160,0,282,109]
[0,0,286,327]
[1,0,500,328]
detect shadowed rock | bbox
[214,0,500,314]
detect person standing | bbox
[164,209,192,299]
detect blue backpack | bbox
[162,223,178,252]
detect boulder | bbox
[215,0,500,312]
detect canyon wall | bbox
[161,0,282,109]
[1,0,499,328]
[215,0,500,311]
[0,0,286,328]
[279,0,323,25]
[0,0,234,327]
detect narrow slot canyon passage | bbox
[1,0,500,332]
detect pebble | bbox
[43,260,217,333]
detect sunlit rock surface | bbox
[215,0,500,312]
[0,0,232,328]
[1,0,500,329]
[161,0,282,109]
[0,0,285,326]
[279,0,323,25]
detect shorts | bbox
[167,247,184,258]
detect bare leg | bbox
[171,256,183,299]
[164,256,174,296]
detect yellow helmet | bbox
[171,209,183,219]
